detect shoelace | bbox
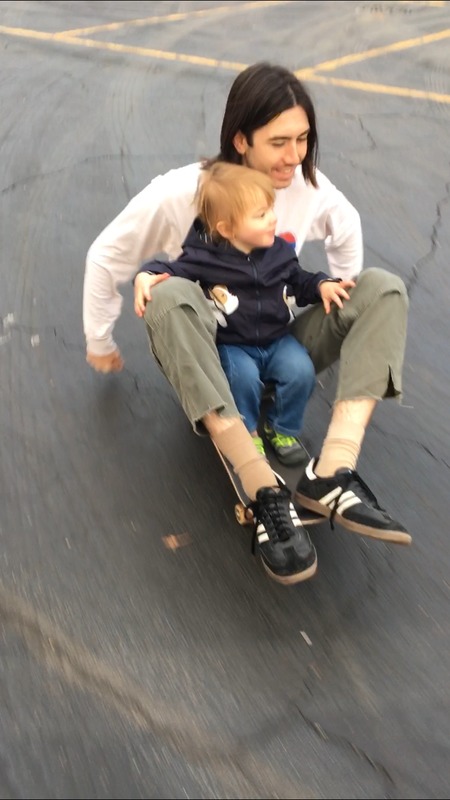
[250,488,294,553]
[269,432,298,448]
[329,470,384,530]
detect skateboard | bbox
[213,385,326,527]
[213,430,324,528]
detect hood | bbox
[180,217,287,268]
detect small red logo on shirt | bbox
[279,232,296,247]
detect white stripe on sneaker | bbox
[318,487,342,506]
[305,463,362,517]
[339,490,358,504]
[289,507,303,527]
[305,459,316,480]
[316,487,362,516]
[257,524,269,544]
[336,493,361,515]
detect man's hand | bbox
[319,279,356,315]
[134,272,171,317]
[86,349,124,373]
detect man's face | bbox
[234,106,310,189]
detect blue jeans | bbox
[218,335,315,436]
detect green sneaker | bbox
[252,436,266,457]
[264,424,309,467]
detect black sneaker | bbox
[270,468,326,527]
[251,485,318,584]
[263,424,309,467]
[295,460,412,545]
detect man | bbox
[84,63,411,583]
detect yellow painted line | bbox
[0,24,65,42]
[1,22,450,105]
[0,25,248,71]
[56,0,291,37]
[301,27,450,74]
[397,1,446,6]
[307,73,450,104]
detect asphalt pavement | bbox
[0,1,450,798]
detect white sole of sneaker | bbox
[295,493,412,545]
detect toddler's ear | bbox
[216,220,233,240]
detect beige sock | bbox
[315,419,366,477]
[212,420,277,500]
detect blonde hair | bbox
[195,162,275,238]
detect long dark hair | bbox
[215,62,318,187]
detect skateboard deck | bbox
[212,387,326,527]
[212,431,324,528]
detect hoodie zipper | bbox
[248,255,261,343]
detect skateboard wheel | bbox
[235,503,253,526]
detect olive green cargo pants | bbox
[144,268,408,432]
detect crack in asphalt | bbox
[357,115,377,152]
[0,321,87,353]
[0,153,149,196]
[367,419,450,471]
[406,178,450,297]
[119,143,132,203]
[0,579,401,798]
[0,583,320,798]
[420,443,450,472]
[297,696,439,799]
[7,550,413,799]
[295,705,396,794]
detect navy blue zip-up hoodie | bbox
[138,218,330,347]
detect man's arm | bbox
[83,163,200,365]
[83,190,174,359]
[305,170,363,280]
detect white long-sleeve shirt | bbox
[83,162,363,355]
